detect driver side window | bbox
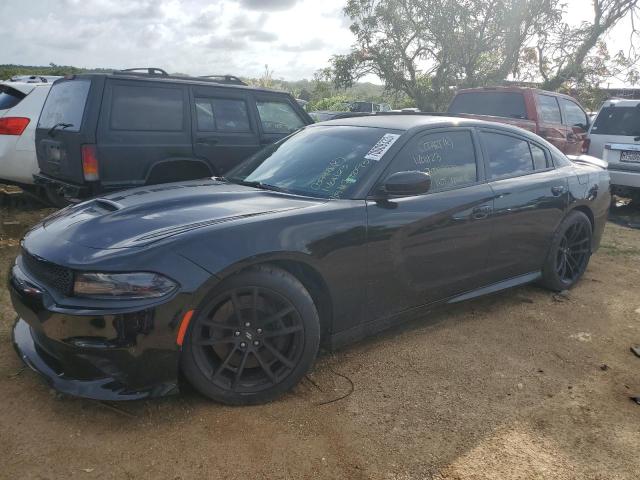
[256,100,305,134]
[385,130,478,193]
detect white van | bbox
[588,98,640,198]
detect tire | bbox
[181,265,321,405]
[43,186,71,209]
[540,210,592,291]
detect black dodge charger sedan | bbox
[10,115,610,405]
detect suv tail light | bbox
[81,144,99,181]
[0,117,30,135]
[581,138,591,154]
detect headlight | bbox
[73,272,177,299]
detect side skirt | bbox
[327,271,541,350]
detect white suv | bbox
[0,78,58,193]
[588,98,640,198]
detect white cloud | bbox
[0,0,351,79]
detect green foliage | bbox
[0,63,111,80]
[307,95,350,111]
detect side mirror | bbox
[383,171,431,196]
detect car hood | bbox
[32,179,325,249]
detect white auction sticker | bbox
[364,133,401,161]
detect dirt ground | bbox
[1,195,640,480]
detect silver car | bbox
[588,98,640,198]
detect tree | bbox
[331,0,639,110]
[531,1,640,90]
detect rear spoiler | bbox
[567,154,608,170]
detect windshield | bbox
[227,125,404,199]
[591,105,640,136]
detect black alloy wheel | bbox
[181,266,320,405]
[541,210,592,291]
[555,221,591,283]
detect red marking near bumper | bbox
[176,310,194,346]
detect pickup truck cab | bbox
[447,87,590,155]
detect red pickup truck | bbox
[447,87,590,155]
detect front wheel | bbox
[540,210,592,291]
[181,265,320,405]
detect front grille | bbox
[21,250,73,295]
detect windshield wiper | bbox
[227,178,291,194]
[47,122,73,137]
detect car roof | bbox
[313,113,552,142]
[66,72,292,96]
[454,86,580,102]
[601,98,640,107]
[317,113,510,130]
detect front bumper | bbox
[9,262,186,401]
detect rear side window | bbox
[38,80,90,132]
[537,94,562,123]
[387,130,478,192]
[195,97,251,132]
[111,85,183,131]
[530,143,549,170]
[448,92,527,119]
[482,132,534,178]
[0,85,26,110]
[591,105,640,136]
[256,100,305,134]
[560,98,588,128]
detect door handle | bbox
[471,205,492,220]
[551,185,566,196]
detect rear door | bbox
[559,97,589,155]
[252,94,307,146]
[479,129,568,282]
[535,93,569,152]
[36,77,97,184]
[190,86,260,174]
[96,79,192,190]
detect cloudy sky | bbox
[0,0,636,82]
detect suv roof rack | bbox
[111,69,250,87]
[115,68,169,76]
[198,75,247,85]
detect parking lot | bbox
[1,198,640,479]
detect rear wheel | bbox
[540,210,592,291]
[181,265,320,405]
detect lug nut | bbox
[240,342,247,348]
[256,328,263,334]
[244,322,251,327]
[234,331,241,336]
[253,340,260,346]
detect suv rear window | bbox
[38,80,90,132]
[111,85,184,131]
[0,85,26,110]
[591,105,640,136]
[448,92,527,119]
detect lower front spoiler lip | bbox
[12,318,178,401]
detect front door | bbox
[365,128,494,320]
[478,129,569,282]
[536,93,569,153]
[559,97,589,155]
[252,94,307,147]
[190,86,261,174]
